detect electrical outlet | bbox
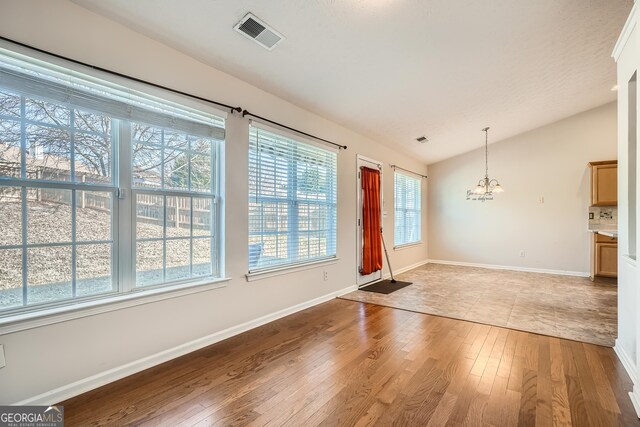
[323,271,328,281]
[0,344,5,369]
[519,250,525,257]
[538,196,544,204]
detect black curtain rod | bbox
[0,35,243,114]
[390,164,428,179]
[242,110,347,150]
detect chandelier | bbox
[473,127,504,195]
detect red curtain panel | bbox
[361,167,383,275]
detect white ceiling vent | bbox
[234,13,285,50]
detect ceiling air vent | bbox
[234,13,285,50]
[416,136,428,143]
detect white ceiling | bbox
[72,0,632,164]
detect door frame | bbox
[356,155,384,287]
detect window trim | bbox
[393,241,423,251]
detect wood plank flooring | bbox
[341,264,617,346]
[60,299,639,426]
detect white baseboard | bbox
[615,340,640,418]
[427,259,589,277]
[14,284,357,406]
[631,388,640,418]
[614,340,638,386]
[383,259,429,279]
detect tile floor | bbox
[340,263,617,346]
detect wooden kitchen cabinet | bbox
[589,161,617,206]
[588,160,618,279]
[592,233,618,279]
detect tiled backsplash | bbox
[588,206,617,230]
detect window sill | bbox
[0,277,231,335]
[246,257,340,282]
[394,241,422,251]
[623,254,637,267]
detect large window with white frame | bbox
[248,125,337,272]
[394,172,421,247]
[0,49,224,316]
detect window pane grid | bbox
[135,192,215,287]
[0,184,115,310]
[394,172,421,246]
[249,126,337,272]
[0,91,114,185]
[132,123,218,287]
[132,124,215,195]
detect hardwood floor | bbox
[341,264,617,346]
[61,299,638,426]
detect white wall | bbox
[0,0,428,404]
[428,102,617,275]
[613,1,640,416]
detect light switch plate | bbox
[0,344,5,369]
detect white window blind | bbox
[394,172,421,246]
[0,51,225,140]
[248,124,337,272]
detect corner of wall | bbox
[615,339,638,385]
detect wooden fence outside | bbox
[0,186,211,232]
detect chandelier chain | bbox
[472,126,502,196]
[484,128,488,179]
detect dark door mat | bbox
[360,280,412,294]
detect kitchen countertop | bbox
[590,230,618,238]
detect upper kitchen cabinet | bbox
[589,161,618,206]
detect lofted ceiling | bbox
[72,0,632,164]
